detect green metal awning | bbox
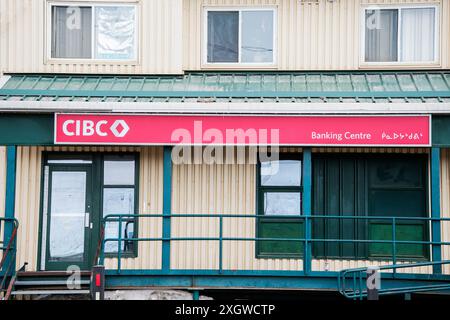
[1,71,450,103]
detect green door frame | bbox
[37,151,140,271]
[1,146,17,276]
[431,147,442,274]
[44,164,93,271]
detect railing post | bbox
[162,146,172,272]
[431,147,442,274]
[302,148,312,274]
[117,216,122,273]
[2,146,17,276]
[219,216,223,274]
[392,217,397,276]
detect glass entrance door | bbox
[44,165,92,271]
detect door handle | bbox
[85,212,90,228]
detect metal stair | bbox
[9,270,92,299]
[338,260,450,300]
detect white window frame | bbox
[202,7,277,67]
[46,1,139,63]
[360,4,440,67]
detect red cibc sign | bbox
[55,114,431,147]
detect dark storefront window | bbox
[257,154,304,257]
[312,154,428,260]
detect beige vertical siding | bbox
[0,0,183,75]
[0,147,6,246]
[14,146,42,270]
[1,0,448,74]
[441,149,450,275]
[442,0,450,69]
[14,146,163,271]
[183,0,449,71]
[171,147,303,271]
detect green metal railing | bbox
[338,260,450,300]
[99,214,450,277]
[0,217,19,298]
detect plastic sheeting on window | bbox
[261,160,302,187]
[49,171,86,261]
[103,188,135,253]
[264,192,301,215]
[95,6,136,60]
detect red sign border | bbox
[54,113,432,147]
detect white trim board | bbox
[0,100,449,114]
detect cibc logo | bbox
[62,119,130,138]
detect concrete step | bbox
[11,289,90,296]
[14,280,90,286]
[17,271,91,277]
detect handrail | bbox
[0,217,19,299]
[338,260,450,300]
[99,214,450,275]
[0,217,19,270]
[93,224,105,267]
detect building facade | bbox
[1,0,450,298]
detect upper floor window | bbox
[363,6,438,64]
[49,3,137,61]
[204,8,276,65]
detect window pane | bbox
[369,158,423,188]
[241,11,274,63]
[369,190,426,217]
[49,171,86,261]
[103,188,134,215]
[104,155,135,185]
[261,160,301,186]
[104,220,135,253]
[51,6,92,59]
[207,11,239,63]
[400,8,435,62]
[264,192,301,215]
[365,9,398,62]
[95,6,136,60]
[103,188,135,253]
